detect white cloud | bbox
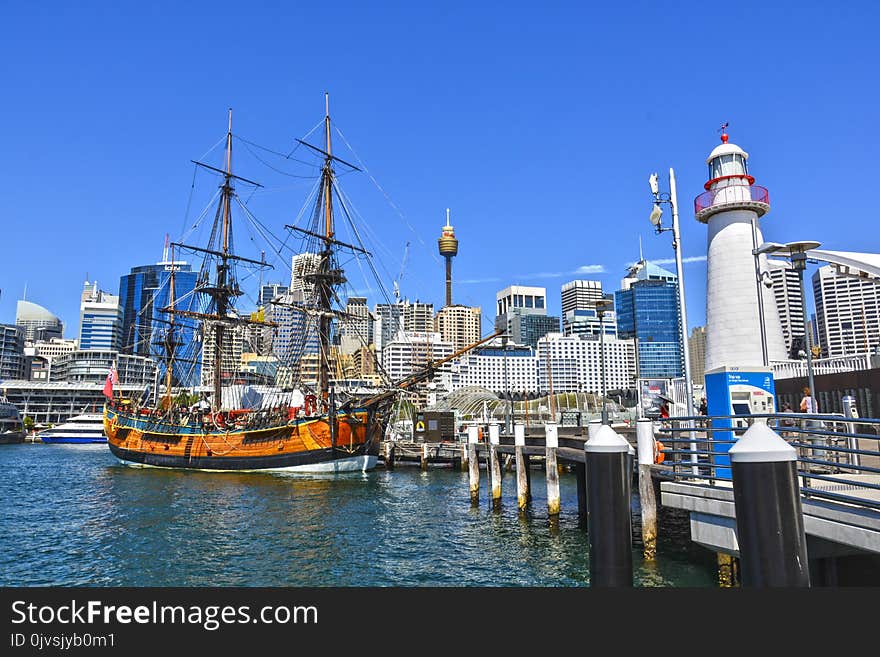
[459,277,503,284]
[632,255,707,266]
[574,264,606,274]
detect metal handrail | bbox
[654,412,880,511]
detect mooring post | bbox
[421,442,430,470]
[545,422,560,517]
[467,424,480,506]
[729,423,810,587]
[585,424,633,587]
[636,418,658,560]
[575,461,587,523]
[514,423,529,511]
[461,443,469,471]
[488,421,502,509]
[384,441,395,470]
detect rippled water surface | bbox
[1,443,717,586]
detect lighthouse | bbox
[696,129,787,372]
[437,208,459,307]
[697,128,785,470]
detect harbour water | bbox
[1,443,717,587]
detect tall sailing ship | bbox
[104,97,496,473]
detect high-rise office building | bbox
[615,260,684,379]
[118,255,197,358]
[259,282,289,306]
[441,339,536,395]
[766,261,805,359]
[495,285,560,349]
[812,264,880,357]
[561,280,605,316]
[15,300,63,343]
[0,324,25,380]
[688,325,707,386]
[79,281,123,351]
[339,296,372,355]
[291,253,321,301]
[435,305,481,353]
[373,300,435,362]
[536,332,636,394]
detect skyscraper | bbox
[291,252,321,301]
[766,260,805,359]
[79,281,122,351]
[812,264,880,357]
[435,305,481,352]
[688,325,707,386]
[561,280,605,317]
[0,324,25,380]
[338,296,372,355]
[615,260,684,379]
[15,300,63,343]
[118,258,197,358]
[259,282,289,306]
[495,285,560,349]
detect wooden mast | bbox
[318,93,335,409]
[213,109,234,409]
[163,243,177,409]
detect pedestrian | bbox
[799,387,817,414]
[699,397,708,416]
[659,399,670,419]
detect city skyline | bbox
[2,2,877,342]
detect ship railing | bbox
[654,412,880,512]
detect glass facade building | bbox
[615,280,684,379]
[119,261,199,386]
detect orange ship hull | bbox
[104,404,380,472]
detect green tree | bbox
[22,416,34,432]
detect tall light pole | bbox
[649,169,696,419]
[595,298,613,424]
[758,240,821,400]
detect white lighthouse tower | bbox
[696,128,787,372]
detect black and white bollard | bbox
[514,423,529,511]
[545,422,560,517]
[574,461,587,523]
[729,423,810,587]
[384,441,395,470]
[467,424,480,506]
[636,418,658,560]
[488,421,502,509]
[585,424,633,587]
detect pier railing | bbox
[655,413,880,511]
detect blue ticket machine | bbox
[705,366,776,478]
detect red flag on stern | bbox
[103,363,119,399]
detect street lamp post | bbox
[649,169,696,420]
[595,298,612,425]
[755,240,821,402]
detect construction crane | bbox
[393,241,410,302]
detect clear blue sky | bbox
[2,1,877,339]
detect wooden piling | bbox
[467,425,480,506]
[384,442,395,470]
[488,422,502,509]
[460,443,468,471]
[545,422,560,516]
[514,424,529,511]
[636,419,657,560]
[421,442,430,470]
